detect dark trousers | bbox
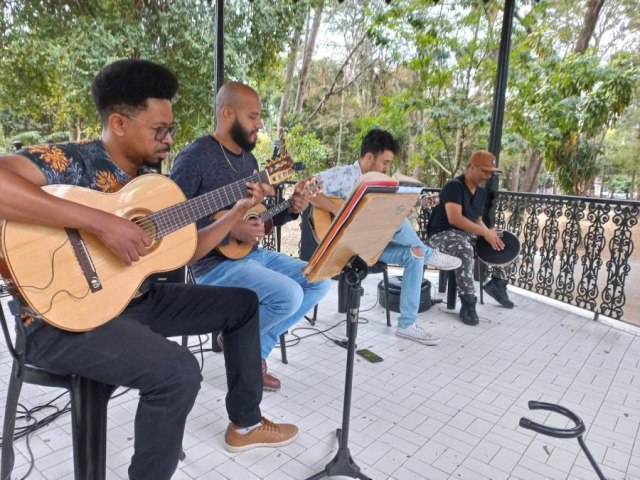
[25,282,263,480]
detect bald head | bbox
[214,81,263,152]
[215,82,259,116]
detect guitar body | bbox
[0,174,196,332]
[213,204,273,260]
[213,176,323,259]
[309,196,345,243]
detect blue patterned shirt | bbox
[315,160,363,200]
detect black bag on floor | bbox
[378,275,432,313]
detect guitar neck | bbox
[149,171,269,238]
[258,199,291,222]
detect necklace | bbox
[214,134,246,174]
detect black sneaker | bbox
[459,294,479,326]
[211,331,224,352]
[483,278,515,308]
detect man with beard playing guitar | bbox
[171,82,331,392]
[0,60,298,479]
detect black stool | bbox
[0,299,116,480]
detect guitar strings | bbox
[134,171,269,238]
[257,178,320,223]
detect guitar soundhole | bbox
[127,210,161,254]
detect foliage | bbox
[553,138,601,196]
[513,51,638,195]
[284,125,333,175]
[506,0,640,194]
[0,0,306,152]
[607,174,632,196]
[253,132,274,168]
[1,0,639,199]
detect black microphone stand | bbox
[306,255,372,480]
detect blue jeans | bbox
[197,249,331,359]
[379,220,434,328]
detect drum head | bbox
[477,230,520,266]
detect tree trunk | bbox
[293,2,324,119]
[521,150,542,192]
[453,127,464,174]
[513,154,521,191]
[574,0,606,53]
[277,19,304,133]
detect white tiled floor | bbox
[1,268,639,479]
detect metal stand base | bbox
[306,428,371,480]
[306,256,372,480]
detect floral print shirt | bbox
[18,139,148,191]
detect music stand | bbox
[304,174,421,480]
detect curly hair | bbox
[91,59,178,122]
[360,129,399,157]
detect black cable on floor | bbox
[0,391,71,480]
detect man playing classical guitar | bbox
[170,82,331,392]
[0,60,298,480]
[312,129,462,346]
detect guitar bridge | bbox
[65,228,102,293]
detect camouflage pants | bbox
[428,229,506,296]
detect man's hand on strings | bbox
[288,178,311,214]
[94,212,151,266]
[233,182,264,213]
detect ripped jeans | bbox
[378,219,434,328]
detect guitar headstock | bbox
[265,155,295,185]
[419,193,439,209]
[300,177,323,199]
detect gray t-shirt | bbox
[170,134,293,276]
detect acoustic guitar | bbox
[0,157,294,332]
[310,192,439,243]
[214,177,322,259]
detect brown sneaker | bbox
[224,417,299,453]
[262,359,281,392]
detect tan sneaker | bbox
[224,417,299,453]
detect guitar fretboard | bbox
[258,200,291,222]
[146,171,269,238]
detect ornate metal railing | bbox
[418,190,640,323]
[259,183,289,253]
[265,183,639,324]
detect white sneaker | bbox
[396,324,441,346]
[425,249,462,271]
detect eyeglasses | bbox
[124,115,179,141]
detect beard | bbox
[230,119,257,152]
